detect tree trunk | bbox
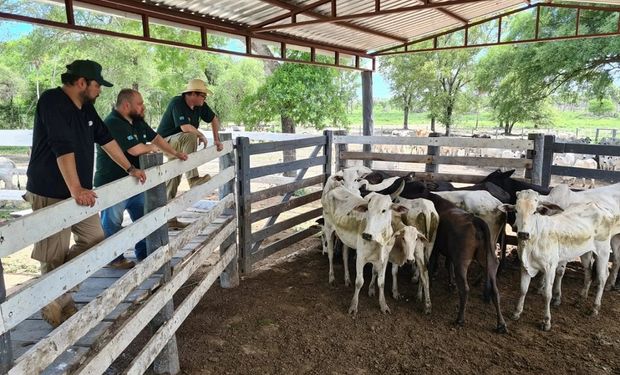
[505,121,515,135]
[444,105,453,136]
[430,116,436,132]
[281,115,296,177]
[403,106,409,130]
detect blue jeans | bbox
[101,193,147,261]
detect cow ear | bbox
[537,203,563,215]
[502,169,515,178]
[497,204,515,213]
[391,204,408,214]
[333,175,343,181]
[417,233,429,244]
[353,204,368,213]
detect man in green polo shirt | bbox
[157,79,223,204]
[95,89,188,268]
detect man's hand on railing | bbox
[71,187,98,207]
[175,151,189,161]
[129,168,147,184]
[215,140,224,152]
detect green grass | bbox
[0,146,30,155]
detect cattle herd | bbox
[320,166,620,333]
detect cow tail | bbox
[473,216,495,302]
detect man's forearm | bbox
[101,140,132,171]
[56,153,82,193]
[152,135,180,157]
[211,117,221,142]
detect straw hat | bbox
[181,79,212,95]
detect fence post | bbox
[334,130,347,171]
[527,133,545,186]
[236,137,252,274]
[140,153,180,375]
[218,133,239,288]
[425,132,441,174]
[0,260,13,374]
[540,134,555,188]
[362,71,373,169]
[324,130,333,183]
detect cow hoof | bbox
[496,323,508,334]
[551,297,561,307]
[588,306,600,317]
[424,306,432,315]
[344,280,351,288]
[348,306,358,316]
[368,289,375,297]
[381,306,391,314]
[453,319,464,327]
[328,278,335,287]
[392,293,401,300]
[511,312,521,321]
[539,321,551,331]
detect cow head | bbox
[513,190,541,240]
[358,193,395,244]
[394,226,428,262]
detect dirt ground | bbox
[168,236,620,375]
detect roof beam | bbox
[254,0,485,32]
[251,0,408,43]
[436,8,468,24]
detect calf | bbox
[401,187,507,333]
[500,190,618,331]
[323,187,400,314]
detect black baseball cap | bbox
[65,60,113,87]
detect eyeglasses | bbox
[194,92,207,98]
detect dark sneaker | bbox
[188,175,212,188]
[110,258,135,269]
[167,217,189,230]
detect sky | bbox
[0,20,393,99]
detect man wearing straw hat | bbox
[157,78,223,229]
[25,60,147,328]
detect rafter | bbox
[251,0,408,43]
[253,0,485,32]
[436,8,467,24]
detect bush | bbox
[588,98,615,117]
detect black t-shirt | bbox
[157,95,216,138]
[26,87,113,199]
[94,110,157,187]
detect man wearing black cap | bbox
[24,60,147,328]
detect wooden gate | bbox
[235,132,331,273]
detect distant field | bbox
[345,107,619,138]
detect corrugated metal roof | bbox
[105,0,620,55]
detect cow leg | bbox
[605,235,620,291]
[348,255,365,315]
[512,267,532,321]
[411,261,420,284]
[343,244,351,287]
[377,259,391,314]
[326,227,336,285]
[391,263,401,300]
[368,264,376,297]
[579,252,594,301]
[486,250,507,333]
[454,259,471,326]
[591,247,610,316]
[540,267,555,331]
[416,252,432,315]
[552,262,567,307]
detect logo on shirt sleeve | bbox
[88,121,93,127]
[179,116,185,121]
[127,135,134,140]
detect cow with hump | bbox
[499,189,619,331]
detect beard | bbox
[80,90,98,104]
[129,111,145,122]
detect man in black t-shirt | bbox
[25,60,147,328]
[157,79,223,201]
[95,89,188,268]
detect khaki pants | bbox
[165,132,199,199]
[24,191,105,272]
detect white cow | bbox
[323,188,400,314]
[543,183,620,291]
[573,158,597,188]
[500,190,618,331]
[0,157,17,189]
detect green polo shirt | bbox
[157,95,216,138]
[94,110,157,187]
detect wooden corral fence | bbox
[235,132,331,273]
[0,136,238,374]
[333,132,542,184]
[544,136,620,187]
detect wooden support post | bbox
[425,132,441,174]
[0,260,12,374]
[528,133,545,186]
[362,70,373,169]
[140,153,180,375]
[540,134,555,188]
[334,130,347,172]
[236,137,252,274]
[324,130,333,183]
[218,133,239,288]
